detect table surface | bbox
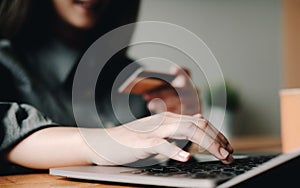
[0,135,282,188]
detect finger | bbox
[170,66,193,88]
[186,115,228,149]
[151,112,223,142]
[161,112,219,140]
[164,119,231,162]
[152,115,217,148]
[205,120,229,144]
[146,94,199,115]
[147,98,183,113]
[221,153,234,164]
[193,114,204,119]
[192,116,219,138]
[152,112,203,138]
[147,98,167,113]
[135,112,199,134]
[188,127,232,162]
[206,120,234,153]
[170,66,191,76]
[196,119,227,148]
[143,88,177,101]
[149,138,191,162]
[171,75,187,88]
[152,115,232,163]
[194,117,233,153]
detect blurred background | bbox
[128,0,286,138]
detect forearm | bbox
[6,127,111,169]
[6,112,234,169]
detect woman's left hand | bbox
[143,66,200,115]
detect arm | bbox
[6,127,108,169]
[7,112,234,169]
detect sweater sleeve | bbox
[0,102,55,153]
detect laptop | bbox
[50,148,300,187]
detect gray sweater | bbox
[0,38,148,174]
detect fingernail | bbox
[220,148,229,158]
[179,151,190,159]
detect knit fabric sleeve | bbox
[0,102,55,153]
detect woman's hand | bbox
[87,112,234,166]
[143,66,200,115]
[7,112,233,169]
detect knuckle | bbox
[204,119,209,126]
[200,119,209,129]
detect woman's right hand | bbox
[7,112,233,169]
[86,112,234,166]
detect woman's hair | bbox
[0,0,141,41]
[0,0,31,39]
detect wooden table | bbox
[0,135,282,188]
[0,173,143,188]
[228,135,281,153]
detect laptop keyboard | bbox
[126,154,277,180]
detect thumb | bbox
[170,66,190,88]
[171,75,186,88]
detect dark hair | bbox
[0,0,141,41]
[0,0,31,39]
